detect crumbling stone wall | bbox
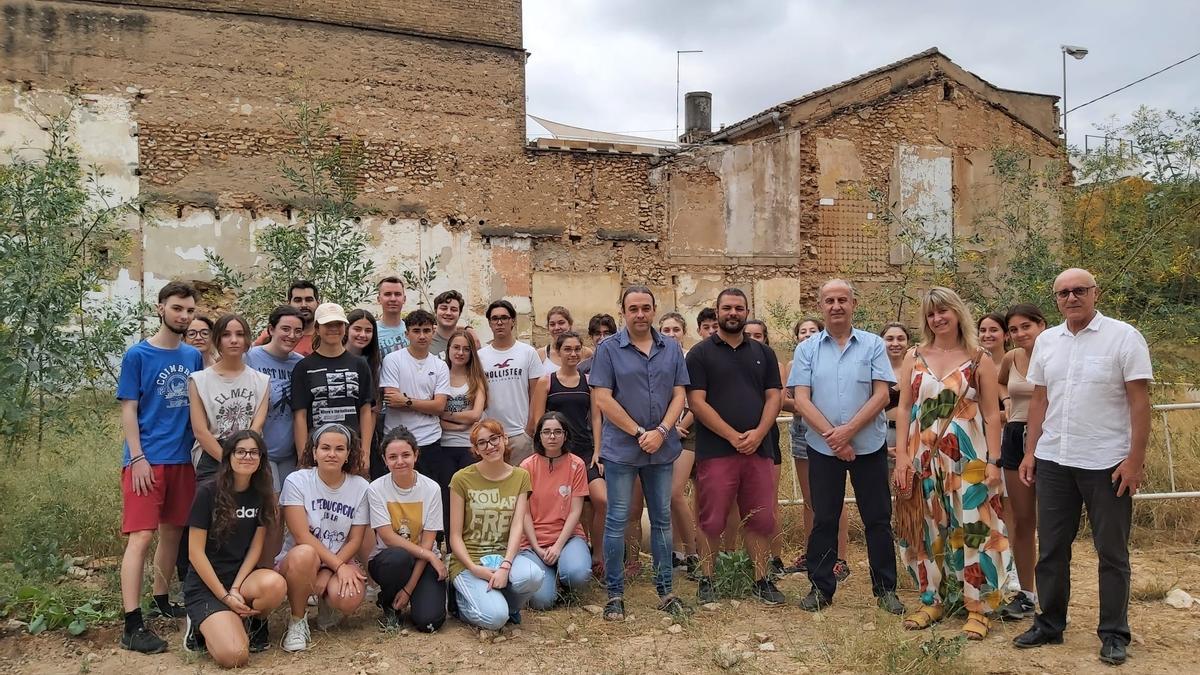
[69,0,522,48]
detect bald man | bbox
[1012,268,1152,666]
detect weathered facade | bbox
[0,2,1061,339]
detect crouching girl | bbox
[184,430,286,666]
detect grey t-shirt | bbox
[245,346,303,461]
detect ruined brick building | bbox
[0,1,1062,338]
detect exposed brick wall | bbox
[71,0,522,49]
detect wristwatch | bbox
[404,394,414,408]
[634,426,646,437]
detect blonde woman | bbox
[892,287,1010,640]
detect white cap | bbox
[314,302,349,325]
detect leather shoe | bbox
[1099,638,1127,665]
[1012,625,1064,649]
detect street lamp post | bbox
[676,49,702,141]
[1061,44,1089,152]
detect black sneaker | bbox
[123,625,169,654]
[798,586,832,612]
[378,606,401,630]
[768,556,785,581]
[657,595,692,619]
[833,558,851,582]
[183,616,206,653]
[877,591,906,615]
[754,578,786,606]
[998,593,1036,621]
[247,618,269,653]
[684,554,701,581]
[507,610,522,626]
[697,576,718,604]
[673,552,688,570]
[146,600,187,619]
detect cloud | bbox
[524,0,1200,146]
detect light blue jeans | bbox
[452,555,544,630]
[602,460,674,599]
[518,536,592,609]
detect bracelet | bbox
[222,591,233,601]
[129,454,147,465]
[499,560,513,570]
[655,425,669,437]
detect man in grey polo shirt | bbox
[1013,268,1152,666]
[590,286,690,620]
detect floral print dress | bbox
[898,350,1012,614]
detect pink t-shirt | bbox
[519,453,588,549]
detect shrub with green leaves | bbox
[0,110,143,455]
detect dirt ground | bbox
[3,541,1199,675]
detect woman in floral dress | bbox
[893,287,1010,640]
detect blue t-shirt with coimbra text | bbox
[116,340,204,466]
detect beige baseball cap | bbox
[314,302,349,325]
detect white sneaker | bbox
[281,616,310,653]
[365,583,380,604]
[306,594,318,607]
[316,597,342,630]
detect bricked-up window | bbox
[890,144,953,264]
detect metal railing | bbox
[776,401,1200,505]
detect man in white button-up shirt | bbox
[1012,268,1152,666]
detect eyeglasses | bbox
[488,315,513,324]
[186,329,211,339]
[232,449,261,459]
[1054,285,1096,300]
[539,429,565,438]
[473,436,502,449]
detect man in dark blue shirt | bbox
[590,286,689,620]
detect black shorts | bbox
[569,446,603,484]
[999,422,1027,470]
[183,569,238,628]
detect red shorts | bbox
[694,453,777,537]
[121,463,196,534]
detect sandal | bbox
[962,611,990,641]
[603,597,625,622]
[902,604,944,631]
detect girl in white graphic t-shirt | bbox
[188,313,270,483]
[276,424,371,652]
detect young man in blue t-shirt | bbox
[116,281,205,654]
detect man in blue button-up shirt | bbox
[788,278,904,615]
[590,286,689,619]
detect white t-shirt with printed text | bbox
[479,341,544,436]
[366,472,443,561]
[277,468,371,562]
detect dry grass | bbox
[1130,577,1176,603]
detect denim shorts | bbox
[789,418,810,460]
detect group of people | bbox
[116,266,1151,667]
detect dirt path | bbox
[4,542,1199,674]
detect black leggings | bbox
[416,444,475,537]
[368,548,447,632]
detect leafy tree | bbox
[0,111,142,454]
[207,101,376,325]
[860,108,1198,381]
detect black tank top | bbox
[547,372,592,456]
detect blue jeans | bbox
[602,460,673,599]
[452,555,544,631]
[519,536,592,610]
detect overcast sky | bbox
[523,0,1200,149]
